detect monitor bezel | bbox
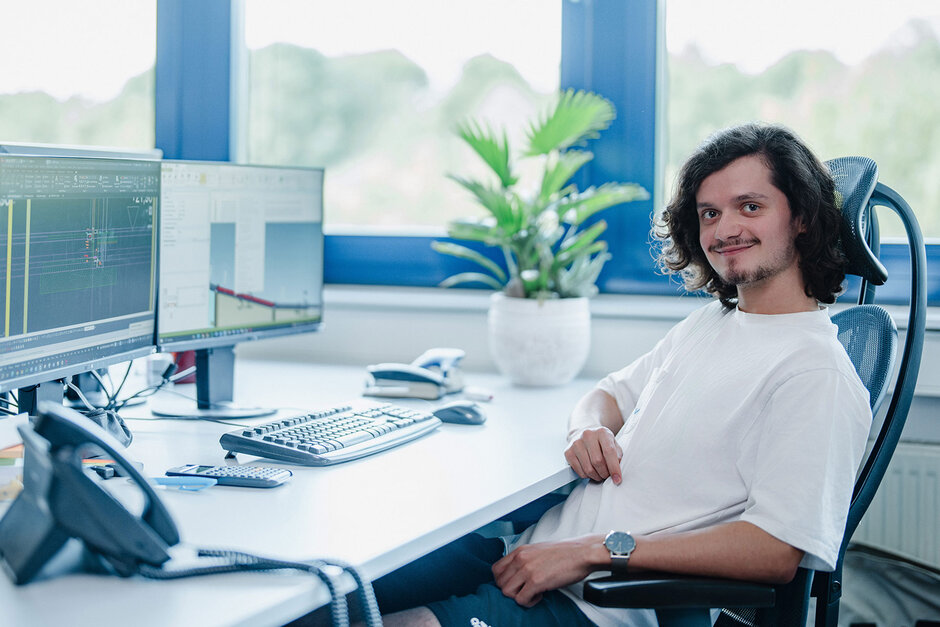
[0,141,163,160]
[0,346,155,394]
[154,159,325,354]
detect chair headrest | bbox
[826,156,888,285]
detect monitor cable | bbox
[135,548,382,627]
[93,364,132,410]
[109,363,195,413]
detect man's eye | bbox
[701,210,718,221]
[743,203,760,212]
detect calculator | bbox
[166,464,292,488]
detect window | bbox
[0,0,156,149]
[665,0,940,240]
[154,1,936,303]
[243,0,561,231]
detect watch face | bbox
[605,531,636,554]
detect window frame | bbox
[154,0,938,305]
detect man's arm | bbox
[628,521,803,582]
[492,521,803,607]
[564,388,626,484]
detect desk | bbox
[0,359,593,626]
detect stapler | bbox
[364,348,465,400]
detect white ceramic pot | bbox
[487,292,591,386]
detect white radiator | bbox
[852,442,940,568]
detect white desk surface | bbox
[1,359,593,627]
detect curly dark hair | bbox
[656,122,845,308]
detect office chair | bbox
[583,156,928,627]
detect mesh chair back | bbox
[831,306,897,414]
[827,157,886,286]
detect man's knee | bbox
[381,606,440,627]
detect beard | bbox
[712,237,800,287]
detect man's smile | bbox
[710,239,759,255]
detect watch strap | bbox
[609,553,631,573]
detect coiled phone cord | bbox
[136,548,382,627]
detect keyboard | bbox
[219,400,441,466]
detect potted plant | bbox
[433,89,649,385]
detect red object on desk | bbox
[173,351,197,384]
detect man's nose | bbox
[714,212,743,241]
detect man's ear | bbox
[793,216,807,234]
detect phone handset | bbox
[0,402,179,583]
[364,348,466,400]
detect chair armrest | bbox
[583,571,776,609]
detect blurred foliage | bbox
[667,19,939,237]
[246,44,551,227]
[0,71,154,148]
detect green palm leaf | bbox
[438,272,505,290]
[554,221,607,268]
[456,121,517,188]
[538,150,593,204]
[449,176,516,230]
[558,183,650,225]
[431,241,507,283]
[525,90,616,156]
[446,217,499,244]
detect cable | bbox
[109,363,133,407]
[323,557,383,627]
[135,548,382,627]
[65,380,98,412]
[89,369,112,401]
[110,364,189,413]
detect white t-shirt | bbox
[511,300,872,627]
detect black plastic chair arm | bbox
[583,571,776,609]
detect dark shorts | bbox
[427,582,595,627]
[372,532,595,627]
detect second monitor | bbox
[155,161,324,418]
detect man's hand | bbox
[492,537,607,607]
[565,426,623,484]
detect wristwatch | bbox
[604,530,636,573]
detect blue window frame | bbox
[154,0,938,306]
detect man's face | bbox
[696,154,802,289]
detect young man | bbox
[374,123,872,627]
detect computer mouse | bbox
[432,400,486,425]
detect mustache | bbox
[709,237,759,253]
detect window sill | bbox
[325,285,709,322]
[324,285,940,331]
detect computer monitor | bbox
[0,143,163,407]
[154,161,324,419]
[0,155,160,414]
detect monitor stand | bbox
[150,346,276,419]
[18,381,66,417]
